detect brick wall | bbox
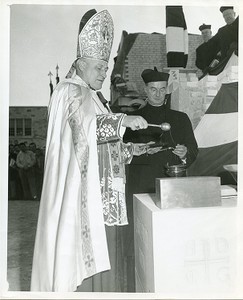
[188,33,204,77]
[9,106,48,147]
[122,32,203,96]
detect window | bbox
[9,118,32,137]
[16,118,23,136]
[9,119,15,136]
[24,119,32,136]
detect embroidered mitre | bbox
[77,10,114,63]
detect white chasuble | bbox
[31,75,130,292]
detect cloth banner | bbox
[166,6,188,68]
[188,82,238,184]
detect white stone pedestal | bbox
[133,193,239,298]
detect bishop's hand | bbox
[122,115,148,131]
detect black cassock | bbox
[122,103,198,291]
[124,103,198,194]
[211,16,239,60]
[196,17,238,75]
[196,42,218,71]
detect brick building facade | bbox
[9,106,48,148]
[112,32,203,98]
[110,31,238,130]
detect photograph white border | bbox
[1,0,243,299]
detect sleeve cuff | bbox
[118,114,127,138]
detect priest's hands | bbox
[172,144,187,159]
[122,115,148,131]
[133,142,162,156]
[145,141,162,155]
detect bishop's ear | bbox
[76,59,87,72]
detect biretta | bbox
[141,67,169,84]
[199,24,211,31]
[77,9,114,62]
[220,6,234,13]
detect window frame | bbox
[9,118,33,138]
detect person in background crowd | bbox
[35,147,45,198]
[13,144,20,155]
[8,142,23,200]
[200,24,212,43]
[29,142,37,153]
[16,142,38,200]
[24,141,29,149]
[9,144,18,200]
[123,67,198,291]
[31,9,148,293]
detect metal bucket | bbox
[165,163,187,177]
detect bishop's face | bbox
[82,59,108,90]
[145,81,167,106]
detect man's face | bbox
[29,143,36,152]
[145,81,167,106]
[20,144,26,152]
[82,59,108,90]
[201,29,212,42]
[222,9,235,25]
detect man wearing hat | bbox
[123,67,198,291]
[216,6,238,60]
[199,23,212,43]
[205,6,238,74]
[31,9,148,292]
[195,23,216,71]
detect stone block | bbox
[155,176,221,209]
[227,66,238,73]
[187,82,199,88]
[179,77,188,82]
[205,81,218,88]
[188,77,198,82]
[180,82,187,89]
[228,73,238,81]
[187,73,198,81]
[207,89,218,96]
[133,193,238,296]
[203,75,218,82]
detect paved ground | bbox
[7,197,236,292]
[8,200,39,291]
[7,200,133,293]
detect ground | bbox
[8,200,39,291]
